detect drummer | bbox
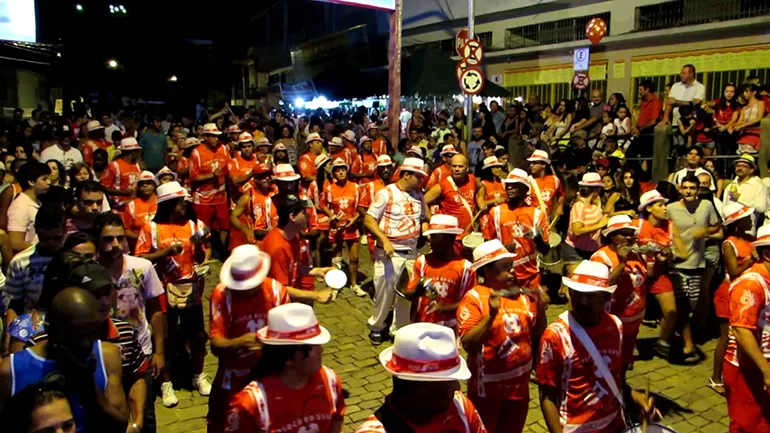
[527,149,565,221]
[402,215,476,333]
[482,168,550,300]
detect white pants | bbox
[367,248,415,334]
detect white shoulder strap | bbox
[451,392,471,433]
[244,381,270,432]
[447,177,474,218]
[150,222,158,251]
[321,366,339,413]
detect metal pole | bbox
[388,0,403,149]
[464,0,475,145]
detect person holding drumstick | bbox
[527,150,565,223]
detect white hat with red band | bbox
[220,244,272,291]
[399,157,428,176]
[471,239,517,271]
[329,137,344,147]
[360,135,373,144]
[527,150,551,164]
[255,136,271,147]
[137,170,158,185]
[202,123,222,135]
[562,260,617,294]
[226,124,242,134]
[722,202,755,227]
[86,120,104,132]
[407,146,423,156]
[331,157,349,170]
[752,224,770,248]
[237,132,254,143]
[379,322,470,381]
[502,168,531,188]
[638,190,668,212]
[482,156,505,170]
[423,215,464,236]
[342,130,356,142]
[602,215,639,237]
[440,144,458,156]
[273,164,301,182]
[273,143,287,152]
[155,166,178,181]
[314,154,331,169]
[156,181,190,204]
[376,155,394,167]
[257,303,331,345]
[182,137,201,149]
[118,137,142,152]
[306,132,323,143]
[578,172,603,187]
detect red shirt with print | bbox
[406,254,476,331]
[260,227,301,287]
[352,152,378,184]
[725,263,770,367]
[437,175,478,239]
[528,175,563,215]
[590,246,648,324]
[321,181,360,241]
[190,144,231,205]
[227,153,259,194]
[354,392,486,433]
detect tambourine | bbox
[548,232,562,247]
[462,232,485,249]
[622,424,677,433]
[324,269,348,290]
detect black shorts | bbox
[167,304,208,344]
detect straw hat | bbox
[255,137,272,147]
[376,155,394,167]
[342,130,356,143]
[329,137,344,148]
[118,137,141,152]
[306,132,323,143]
[440,145,458,156]
[137,170,158,186]
[182,137,200,149]
[155,166,178,182]
[86,120,104,132]
[379,322,470,381]
[237,132,254,143]
[331,157,349,171]
[314,154,331,169]
[752,224,770,248]
[482,156,505,170]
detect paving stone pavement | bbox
[155,248,730,433]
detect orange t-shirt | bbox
[329,148,353,168]
[591,246,648,325]
[227,153,259,194]
[100,158,141,195]
[527,174,563,215]
[634,218,671,265]
[457,285,537,400]
[537,312,625,433]
[372,138,387,157]
[83,138,113,165]
[725,263,770,367]
[437,175,478,239]
[352,152,378,184]
[135,219,206,283]
[297,152,317,183]
[321,181,360,240]
[209,280,289,391]
[229,188,277,249]
[176,155,191,190]
[427,164,451,189]
[120,196,158,234]
[358,179,388,209]
[190,144,231,205]
[355,392,486,433]
[406,254,476,330]
[483,204,548,289]
[259,227,301,287]
[479,179,506,235]
[227,367,345,433]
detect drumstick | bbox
[642,378,650,433]
[528,175,550,221]
[465,209,485,232]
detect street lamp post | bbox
[387,0,403,149]
[464,0,475,145]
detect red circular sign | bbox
[572,72,590,90]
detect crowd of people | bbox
[0,61,768,433]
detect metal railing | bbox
[505,80,608,107]
[635,0,770,32]
[505,12,610,49]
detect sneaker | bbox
[160,381,178,407]
[653,340,670,360]
[351,285,367,297]
[369,331,387,346]
[193,373,212,396]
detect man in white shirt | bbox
[102,114,124,143]
[723,154,767,223]
[39,126,84,170]
[659,64,705,126]
[669,146,715,191]
[7,162,51,254]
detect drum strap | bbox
[566,312,626,417]
[447,177,474,219]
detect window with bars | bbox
[505,12,610,49]
[631,68,770,106]
[635,0,770,32]
[506,80,607,107]
[407,31,494,57]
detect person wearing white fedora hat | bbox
[427,144,459,189]
[226,303,344,433]
[175,138,200,189]
[99,137,142,208]
[320,157,363,294]
[425,154,482,256]
[538,260,657,433]
[721,225,770,433]
[155,166,178,185]
[401,215,475,331]
[328,136,353,168]
[297,132,324,190]
[476,156,507,239]
[527,149,564,220]
[227,132,261,196]
[341,128,360,160]
[457,239,545,433]
[589,215,650,371]
[354,322,485,433]
[83,119,114,166]
[351,135,378,183]
[229,164,275,248]
[272,143,290,165]
[563,172,609,283]
[120,170,158,248]
[709,202,756,396]
[207,244,291,432]
[367,123,387,157]
[254,136,274,167]
[364,156,429,345]
[357,154,396,259]
[190,120,232,257]
[482,168,551,298]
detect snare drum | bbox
[462,232,486,262]
[622,423,677,433]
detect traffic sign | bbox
[462,39,484,66]
[459,67,485,95]
[456,28,469,57]
[573,48,590,71]
[456,60,469,80]
[572,72,590,90]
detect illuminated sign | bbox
[0,0,37,43]
[315,0,395,11]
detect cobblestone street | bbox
[157,251,730,433]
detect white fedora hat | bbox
[602,215,639,237]
[638,190,668,212]
[376,155,394,167]
[237,132,254,143]
[379,322,470,381]
[502,168,531,188]
[562,260,616,294]
[202,123,222,135]
[752,224,770,247]
[423,215,464,236]
[155,166,178,182]
[86,120,104,131]
[255,136,272,147]
[306,132,323,143]
[156,181,190,203]
[342,130,356,142]
[257,303,331,345]
[722,202,754,227]
[400,157,428,177]
[273,164,300,182]
[328,137,344,147]
[331,157,349,171]
[578,172,603,187]
[273,143,287,152]
[482,156,505,170]
[220,244,272,291]
[359,135,373,144]
[314,154,331,169]
[119,137,142,152]
[182,137,200,149]
[527,149,551,164]
[407,146,423,156]
[440,144,458,156]
[137,170,158,185]
[471,239,516,271]
[225,124,242,134]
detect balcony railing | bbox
[505,12,610,49]
[635,0,770,32]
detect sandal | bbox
[707,378,725,396]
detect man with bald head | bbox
[425,154,485,256]
[0,287,129,432]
